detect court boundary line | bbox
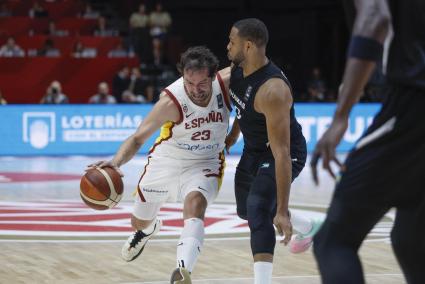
[0,236,391,243]
[121,273,404,283]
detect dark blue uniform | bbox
[229,61,306,255]
[313,1,425,283]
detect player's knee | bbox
[183,191,207,219]
[247,199,275,254]
[249,217,276,255]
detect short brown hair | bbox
[176,46,219,77]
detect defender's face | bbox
[227,27,245,66]
[183,68,213,106]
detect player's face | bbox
[183,68,213,106]
[227,27,245,65]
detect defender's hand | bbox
[273,212,292,245]
[225,134,239,154]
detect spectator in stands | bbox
[307,67,327,102]
[127,67,153,103]
[40,81,69,104]
[37,38,60,57]
[108,42,134,58]
[0,90,7,105]
[47,20,69,37]
[0,37,25,57]
[80,3,100,19]
[89,82,116,104]
[72,41,96,58]
[0,3,12,17]
[94,16,119,37]
[129,3,151,62]
[152,37,167,66]
[112,65,131,103]
[29,1,48,18]
[130,3,150,29]
[149,2,172,40]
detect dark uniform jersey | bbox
[386,0,425,89]
[229,61,306,160]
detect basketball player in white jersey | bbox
[89,46,231,284]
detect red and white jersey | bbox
[149,73,231,160]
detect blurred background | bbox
[0,0,385,105]
[0,0,384,157]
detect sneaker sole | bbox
[123,220,162,262]
[289,236,313,254]
[125,244,146,262]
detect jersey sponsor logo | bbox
[184,111,224,129]
[217,94,223,109]
[177,142,220,152]
[229,89,246,110]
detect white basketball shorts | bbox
[132,155,224,220]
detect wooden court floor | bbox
[0,156,405,283]
[0,238,403,284]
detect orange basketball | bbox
[80,166,123,210]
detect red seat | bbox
[0,17,32,37]
[0,57,139,103]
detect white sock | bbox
[141,219,157,234]
[176,218,204,272]
[254,261,273,284]
[290,212,312,235]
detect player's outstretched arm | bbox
[88,93,180,174]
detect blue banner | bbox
[0,104,381,155]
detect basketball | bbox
[80,166,124,210]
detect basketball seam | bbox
[97,167,118,201]
[80,192,112,207]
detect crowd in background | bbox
[0,0,383,104]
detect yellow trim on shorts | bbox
[217,151,225,191]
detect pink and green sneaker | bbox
[289,220,323,254]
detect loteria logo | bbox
[22,112,56,149]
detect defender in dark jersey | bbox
[225,18,319,284]
[311,0,425,283]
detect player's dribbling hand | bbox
[273,212,292,245]
[310,117,347,185]
[86,160,124,177]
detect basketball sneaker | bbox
[289,219,323,254]
[121,219,162,262]
[170,267,192,284]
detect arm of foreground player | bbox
[88,93,180,175]
[255,78,293,245]
[310,0,391,185]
